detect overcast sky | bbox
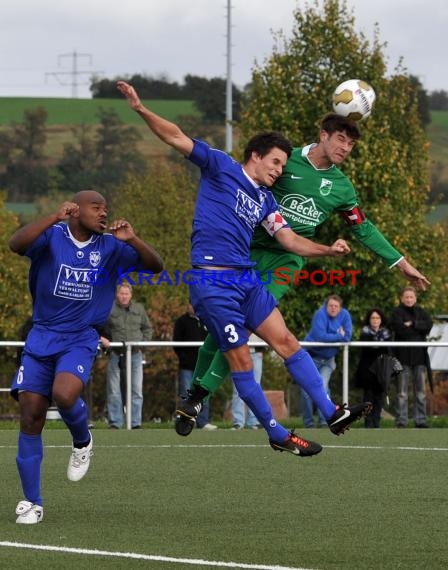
[0,0,445,99]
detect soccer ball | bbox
[332,79,376,121]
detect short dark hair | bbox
[320,113,362,141]
[363,308,387,327]
[243,131,292,163]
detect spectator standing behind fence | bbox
[100,283,152,429]
[301,295,352,427]
[390,287,433,428]
[231,333,265,430]
[354,309,392,428]
[173,303,217,430]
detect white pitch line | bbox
[0,443,448,451]
[0,542,316,570]
[324,444,448,451]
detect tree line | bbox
[0,107,146,203]
[428,90,448,110]
[89,72,447,125]
[0,77,439,206]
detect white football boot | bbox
[16,500,43,524]
[67,432,93,481]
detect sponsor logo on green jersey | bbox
[279,194,322,225]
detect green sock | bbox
[199,350,230,394]
[191,334,219,386]
[190,334,230,396]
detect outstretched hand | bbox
[329,239,351,256]
[117,79,194,157]
[109,219,136,242]
[397,259,431,291]
[117,81,142,111]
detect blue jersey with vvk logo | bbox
[24,223,144,332]
[188,139,287,269]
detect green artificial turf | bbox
[0,428,447,570]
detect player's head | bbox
[318,113,361,165]
[243,131,292,187]
[320,113,362,140]
[243,131,293,162]
[71,190,108,235]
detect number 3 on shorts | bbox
[224,324,239,343]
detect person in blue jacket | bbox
[301,295,352,427]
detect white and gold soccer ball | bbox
[332,79,376,121]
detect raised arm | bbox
[274,227,351,258]
[117,81,194,157]
[9,202,78,255]
[340,211,431,291]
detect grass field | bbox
[0,427,447,570]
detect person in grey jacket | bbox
[101,283,152,429]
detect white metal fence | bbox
[1,340,448,429]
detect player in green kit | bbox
[175,113,430,436]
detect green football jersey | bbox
[251,145,402,267]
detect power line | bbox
[45,50,102,98]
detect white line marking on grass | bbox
[1,444,448,452]
[75,443,448,452]
[0,542,316,570]
[324,445,448,452]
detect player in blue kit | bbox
[118,81,371,458]
[9,190,163,524]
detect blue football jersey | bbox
[24,223,144,332]
[188,139,287,268]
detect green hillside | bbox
[427,111,448,222]
[0,97,200,164]
[0,98,446,154]
[429,110,448,128]
[0,97,198,125]
[427,110,448,163]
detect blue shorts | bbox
[189,268,277,352]
[10,325,99,401]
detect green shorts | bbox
[250,248,306,301]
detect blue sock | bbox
[16,432,43,506]
[232,370,288,441]
[58,398,90,446]
[284,350,337,420]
